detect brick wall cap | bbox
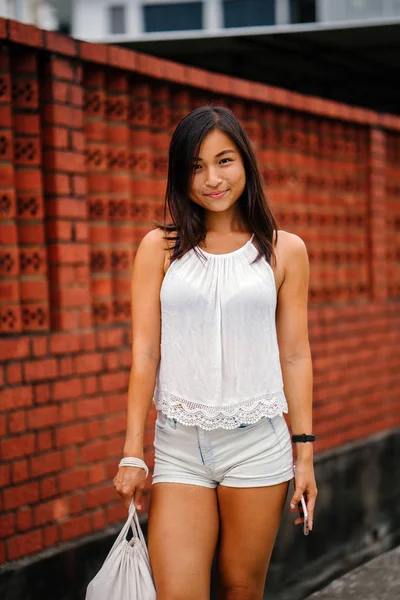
[8,19,43,48]
[0,17,7,39]
[44,31,77,57]
[79,40,109,65]
[3,19,400,129]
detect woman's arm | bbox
[114,228,166,508]
[275,232,317,529]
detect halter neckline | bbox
[196,233,255,258]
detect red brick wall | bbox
[0,18,399,565]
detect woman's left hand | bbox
[290,458,318,531]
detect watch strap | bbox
[291,433,316,443]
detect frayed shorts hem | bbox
[219,469,294,488]
[151,468,294,490]
[152,476,216,489]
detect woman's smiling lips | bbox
[204,190,228,198]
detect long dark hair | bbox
[155,104,278,266]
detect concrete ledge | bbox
[305,545,400,599]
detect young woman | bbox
[113,105,317,599]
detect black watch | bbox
[291,433,316,443]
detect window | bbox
[109,5,126,35]
[347,0,384,19]
[223,0,275,29]
[290,0,316,23]
[143,2,203,33]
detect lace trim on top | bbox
[153,387,288,430]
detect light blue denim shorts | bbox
[152,412,294,489]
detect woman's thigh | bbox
[215,481,289,600]
[148,482,220,600]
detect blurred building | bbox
[69,0,400,114]
[0,0,59,29]
[72,0,400,40]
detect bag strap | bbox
[103,499,149,561]
[128,499,148,548]
[104,505,134,560]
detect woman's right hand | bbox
[113,466,147,510]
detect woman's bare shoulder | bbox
[137,228,176,252]
[275,229,309,276]
[275,229,307,252]
[135,228,176,274]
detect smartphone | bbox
[298,494,310,536]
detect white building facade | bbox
[71,0,400,43]
[0,0,59,29]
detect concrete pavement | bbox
[305,545,400,599]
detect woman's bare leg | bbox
[215,481,289,600]
[148,482,220,600]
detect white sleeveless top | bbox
[152,233,289,430]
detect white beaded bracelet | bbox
[118,457,149,478]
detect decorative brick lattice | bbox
[0,305,21,331]
[9,49,49,331]
[84,68,113,325]
[0,250,17,275]
[12,80,38,106]
[254,108,370,304]
[0,191,15,219]
[386,132,400,298]
[84,72,170,325]
[16,193,43,219]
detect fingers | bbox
[290,482,318,531]
[113,467,146,512]
[119,486,144,511]
[134,488,143,511]
[290,487,304,510]
[306,489,318,530]
[290,504,305,526]
[289,499,304,527]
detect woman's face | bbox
[189,129,246,213]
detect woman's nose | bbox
[205,169,223,186]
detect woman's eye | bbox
[193,159,231,172]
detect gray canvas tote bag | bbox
[85,500,157,599]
